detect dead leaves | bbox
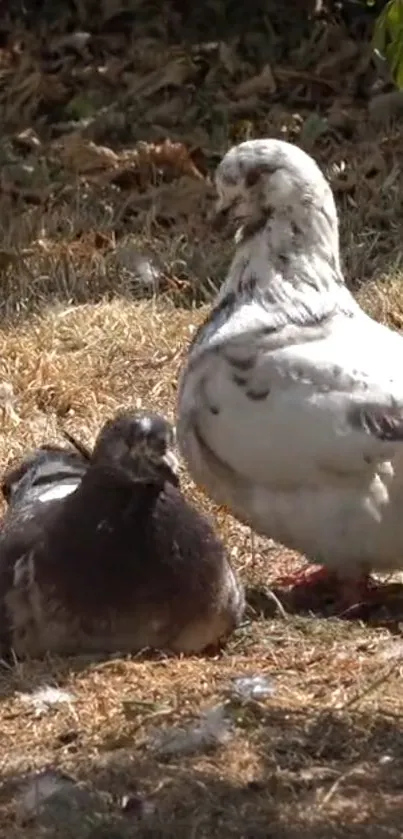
[125,57,196,100]
[13,128,42,153]
[326,147,392,199]
[0,53,67,126]
[0,250,21,274]
[0,8,387,146]
[53,135,205,189]
[0,129,210,234]
[0,3,400,302]
[234,65,276,98]
[54,136,119,174]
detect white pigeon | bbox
[176,137,403,609]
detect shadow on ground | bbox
[2,704,403,838]
[247,581,403,630]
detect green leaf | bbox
[65,94,97,120]
[386,0,403,30]
[373,6,390,53]
[373,0,403,89]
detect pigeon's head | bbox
[213,139,338,246]
[92,410,180,487]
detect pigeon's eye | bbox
[153,434,167,456]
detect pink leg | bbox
[274,564,376,613]
[336,573,377,614]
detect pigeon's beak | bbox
[162,447,181,477]
[210,198,232,233]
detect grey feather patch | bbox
[348,404,403,442]
[244,162,279,186]
[239,215,269,242]
[188,291,237,353]
[226,355,254,371]
[239,276,257,295]
[246,388,270,401]
[290,220,301,237]
[232,374,248,387]
[260,323,279,336]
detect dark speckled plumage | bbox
[0,410,244,659]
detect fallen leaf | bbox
[234,64,276,98]
[126,58,194,99]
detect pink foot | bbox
[274,564,337,590]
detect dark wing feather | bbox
[348,403,403,442]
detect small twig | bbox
[261,586,289,620]
[249,530,288,619]
[61,429,92,460]
[318,763,364,809]
[250,529,257,567]
[337,659,401,711]
[275,66,340,92]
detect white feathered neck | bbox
[214,199,359,330]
